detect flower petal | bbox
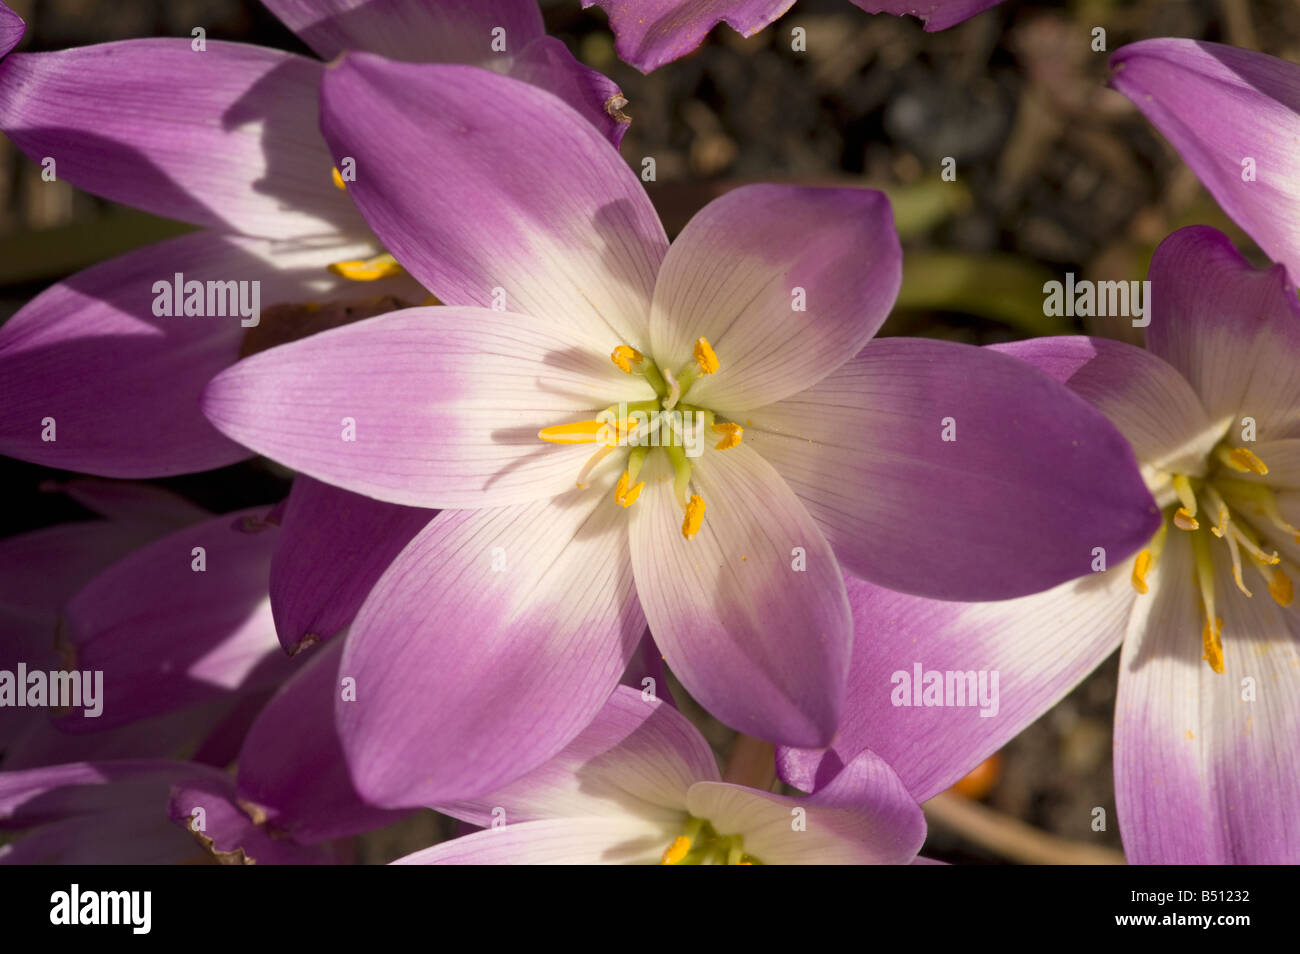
[747,337,1161,601]
[687,750,926,864]
[649,185,901,412]
[436,687,716,827]
[848,0,1004,32]
[1110,40,1300,284]
[262,2,628,146]
[0,41,361,238]
[260,0,542,62]
[319,55,665,348]
[510,36,631,147]
[1143,226,1300,440]
[202,305,653,509]
[990,335,1221,506]
[234,640,407,843]
[0,3,24,59]
[0,230,388,478]
[270,477,434,654]
[59,507,295,731]
[778,569,1136,801]
[167,776,333,864]
[1115,531,1300,863]
[394,816,674,864]
[582,0,795,73]
[338,482,644,807]
[628,444,851,748]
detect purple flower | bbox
[395,687,927,865]
[0,0,626,477]
[1109,39,1300,283]
[584,0,1005,73]
[201,58,1157,808]
[781,225,1300,864]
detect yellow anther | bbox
[331,166,347,190]
[713,421,743,451]
[693,337,719,375]
[1219,446,1269,476]
[1201,616,1225,674]
[611,345,643,374]
[1174,508,1199,531]
[682,494,706,540]
[538,420,609,444]
[1130,549,1152,595]
[661,836,691,865]
[615,470,644,508]
[328,252,404,281]
[1268,568,1294,607]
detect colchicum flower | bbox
[201,58,1157,807]
[584,0,1006,73]
[395,687,928,865]
[0,0,626,477]
[780,226,1300,863]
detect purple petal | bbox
[628,445,851,748]
[270,477,434,654]
[202,305,653,509]
[167,776,333,864]
[848,0,1004,32]
[748,337,1160,601]
[338,486,644,807]
[649,185,902,411]
[0,230,388,478]
[235,641,407,843]
[59,507,296,731]
[0,41,361,238]
[0,759,225,864]
[510,36,630,147]
[582,0,795,73]
[778,570,1135,801]
[990,335,1220,503]
[1115,531,1300,863]
[1110,40,1300,284]
[1144,226,1300,440]
[262,0,542,61]
[436,687,716,826]
[318,55,665,348]
[0,3,24,60]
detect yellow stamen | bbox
[1218,446,1269,476]
[661,836,691,865]
[1228,523,1280,566]
[1171,473,1198,518]
[1221,527,1252,597]
[615,470,644,508]
[331,166,347,190]
[1201,617,1225,674]
[713,421,743,451]
[1174,508,1199,531]
[611,345,643,374]
[538,420,609,444]
[1189,526,1223,674]
[693,337,719,375]
[1130,549,1152,595]
[1268,568,1294,607]
[1201,484,1231,537]
[328,252,404,281]
[682,494,706,540]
